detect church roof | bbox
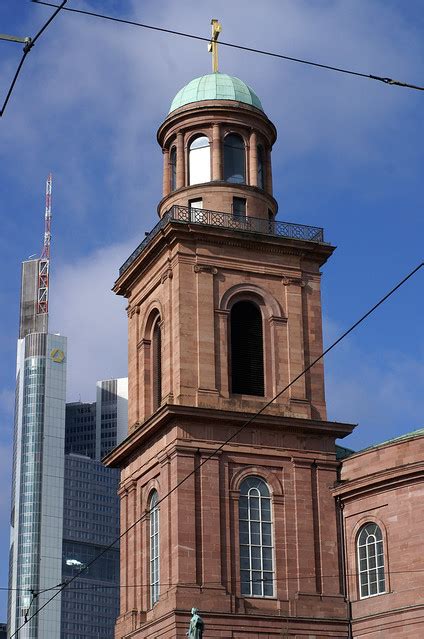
[361,427,424,452]
[169,73,263,114]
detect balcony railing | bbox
[119,205,324,276]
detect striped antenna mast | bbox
[37,173,52,315]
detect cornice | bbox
[113,222,334,297]
[103,403,355,468]
[157,100,277,147]
[333,460,424,499]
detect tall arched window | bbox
[170,146,177,191]
[357,523,386,598]
[149,490,160,605]
[239,476,274,597]
[224,134,245,183]
[152,319,162,410]
[188,135,210,185]
[257,144,265,189]
[230,301,264,396]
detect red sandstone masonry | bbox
[334,433,424,638]
[107,93,353,638]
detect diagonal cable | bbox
[0,0,68,117]
[10,260,423,638]
[32,0,424,91]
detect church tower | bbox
[106,27,354,638]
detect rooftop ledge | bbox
[119,204,325,276]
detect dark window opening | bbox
[233,197,246,219]
[152,321,162,410]
[230,301,264,396]
[257,145,265,189]
[224,134,245,184]
[170,147,177,191]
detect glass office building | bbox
[61,379,127,639]
[61,455,120,639]
[9,259,67,639]
[8,257,127,638]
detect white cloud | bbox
[323,315,424,450]
[2,0,422,229]
[49,241,132,402]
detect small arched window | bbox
[152,319,162,410]
[357,523,386,598]
[257,145,265,189]
[170,146,177,191]
[189,135,211,185]
[230,301,264,396]
[149,490,160,605]
[239,476,274,597]
[224,134,245,183]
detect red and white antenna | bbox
[37,173,52,315]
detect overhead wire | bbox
[10,260,423,638]
[0,0,68,117]
[32,0,424,91]
[4,564,424,593]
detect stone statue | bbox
[186,607,204,639]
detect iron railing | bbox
[119,205,324,275]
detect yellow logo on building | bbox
[50,348,65,363]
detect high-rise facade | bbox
[8,247,127,638]
[9,258,67,639]
[61,454,120,639]
[60,379,127,639]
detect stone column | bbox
[268,315,288,398]
[161,267,174,404]
[215,309,230,397]
[162,147,170,198]
[200,453,222,584]
[128,306,139,429]
[284,278,307,403]
[315,462,341,596]
[171,450,197,584]
[126,482,137,611]
[195,265,218,396]
[138,339,151,421]
[212,123,222,180]
[249,130,258,187]
[158,452,172,596]
[265,147,273,194]
[293,459,317,594]
[176,132,185,189]
[119,487,129,613]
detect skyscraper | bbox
[9,257,67,639]
[8,177,127,637]
[61,379,127,639]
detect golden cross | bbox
[208,19,222,73]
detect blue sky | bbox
[0,0,423,621]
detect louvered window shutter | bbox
[231,301,264,396]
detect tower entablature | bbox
[157,73,278,221]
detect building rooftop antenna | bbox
[37,173,52,315]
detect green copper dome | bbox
[169,73,263,113]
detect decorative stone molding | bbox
[282,276,306,287]
[194,264,218,275]
[137,337,151,351]
[268,314,288,324]
[161,268,173,283]
[127,304,140,318]
[119,479,137,496]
